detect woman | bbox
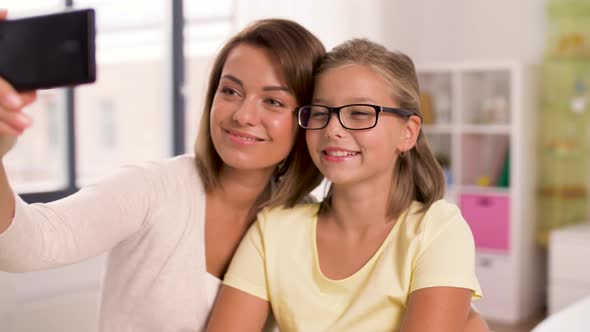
[0,9,325,331]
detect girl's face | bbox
[210,43,299,173]
[306,64,420,187]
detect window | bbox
[1,2,68,194]
[4,90,69,193]
[3,1,235,194]
[97,99,116,150]
[183,0,234,151]
[74,0,171,184]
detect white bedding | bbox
[532,296,590,331]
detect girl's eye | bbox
[350,111,371,117]
[311,111,329,119]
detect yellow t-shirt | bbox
[224,199,482,332]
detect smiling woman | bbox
[210,44,298,173]
[0,15,325,332]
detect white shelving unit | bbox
[417,61,544,323]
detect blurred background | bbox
[1,0,589,331]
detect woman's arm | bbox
[400,286,473,332]
[0,162,155,272]
[1,9,149,271]
[206,285,270,332]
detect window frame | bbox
[20,0,189,203]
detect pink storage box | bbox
[459,194,510,252]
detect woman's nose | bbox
[232,97,260,126]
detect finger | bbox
[0,121,22,136]
[0,9,7,20]
[0,107,32,131]
[0,78,23,110]
[20,91,37,106]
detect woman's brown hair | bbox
[194,18,325,209]
[316,39,445,219]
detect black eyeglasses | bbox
[297,104,419,130]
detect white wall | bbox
[235,0,390,49]
[390,0,546,64]
[236,0,547,63]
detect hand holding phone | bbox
[0,8,96,91]
[0,74,36,158]
[0,10,36,159]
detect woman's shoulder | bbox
[99,154,197,179]
[140,154,198,176]
[90,154,204,206]
[121,154,202,188]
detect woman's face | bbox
[306,64,419,187]
[210,43,299,173]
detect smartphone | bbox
[0,8,96,91]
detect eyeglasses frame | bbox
[297,103,421,130]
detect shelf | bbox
[460,186,511,195]
[461,124,511,135]
[461,70,511,126]
[417,71,453,125]
[423,124,512,135]
[416,61,540,323]
[461,133,510,188]
[422,124,453,134]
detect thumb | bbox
[0,135,18,159]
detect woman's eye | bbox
[220,87,239,96]
[264,98,284,107]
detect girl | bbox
[0,11,325,331]
[207,39,484,332]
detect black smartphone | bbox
[0,8,96,91]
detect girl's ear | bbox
[397,115,421,153]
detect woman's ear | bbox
[397,115,421,153]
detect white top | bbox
[0,155,216,331]
[206,273,222,310]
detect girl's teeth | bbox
[236,134,257,141]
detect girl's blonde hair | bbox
[317,38,445,219]
[194,19,325,210]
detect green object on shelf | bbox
[497,150,510,188]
